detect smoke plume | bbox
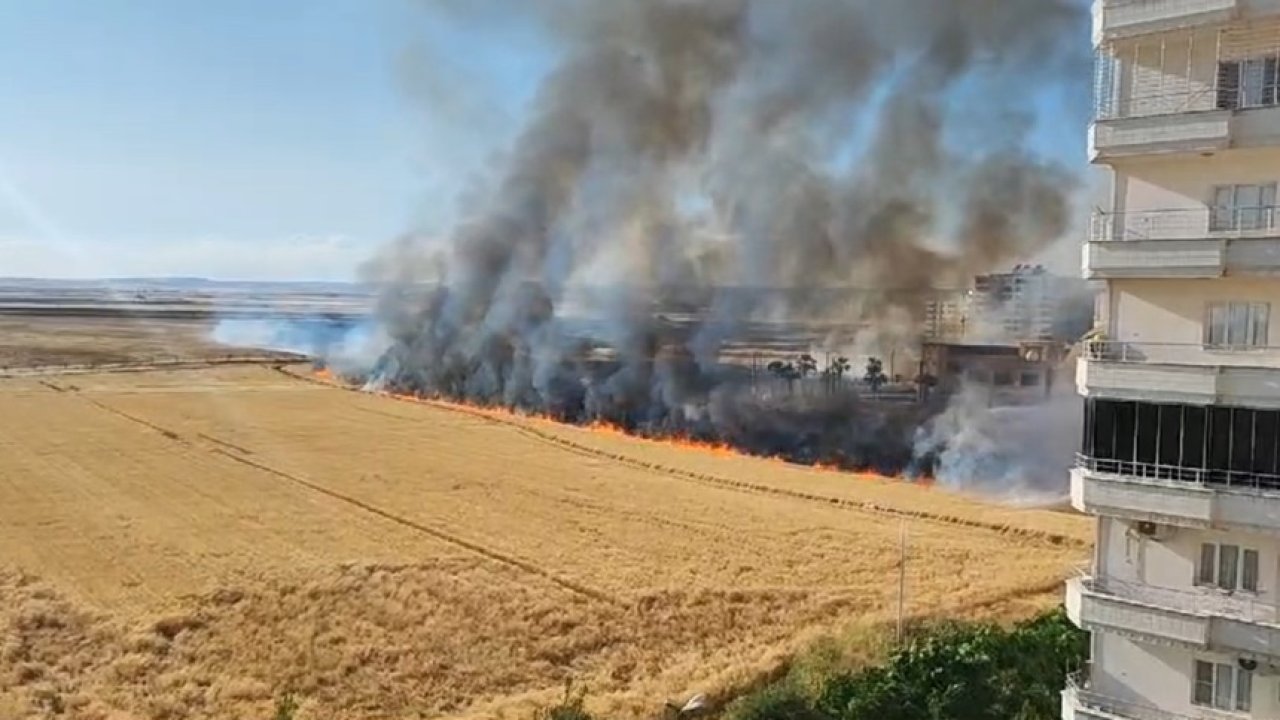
[352,0,1087,478]
[915,385,1083,502]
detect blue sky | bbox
[0,1,1087,281]
[0,0,550,280]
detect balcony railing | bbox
[1078,453,1280,492]
[1096,87,1224,122]
[1083,340,1280,367]
[1066,670,1206,720]
[1090,206,1280,242]
[1087,572,1280,625]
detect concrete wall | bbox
[1108,277,1280,344]
[1116,147,1280,216]
[1093,633,1280,716]
[1236,106,1280,148]
[1095,517,1279,593]
[1243,0,1280,16]
[1093,634,1198,710]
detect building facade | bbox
[1065,1,1280,718]
[922,266,1093,345]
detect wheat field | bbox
[0,364,1091,720]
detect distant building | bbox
[919,339,1067,406]
[924,266,1093,346]
[922,292,969,342]
[973,265,1067,342]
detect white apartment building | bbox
[922,267,1092,344]
[1065,2,1280,719]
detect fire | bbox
[309,368,917,483]
[582,419,739,457]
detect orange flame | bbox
[311,368,919,484]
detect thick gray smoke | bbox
[354,0,1087,475]
[915,385,1083,503]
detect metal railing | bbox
[1082,340,1280,368]
[1095,83,1280,121]
[1098,87,1223,121]
[1091,206,1280,242]
[1077,453,1280,492]
[1083,572,1280,625]
[1066,670,1207,720]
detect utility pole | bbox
[897,520,907,644]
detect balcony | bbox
[1078,341,1280,408]
[1064,670,1217,720]
[1090,109,1232,160]
[1093,0,1241,44]
[1068,574,1280,660]
[1085,207,1280,278]
[1092,103,1280,160]
[1067,575,1212,648]
[1072,456,1280,533]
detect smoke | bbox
[213,317,387,377]
[345,0,1087,481]
[914,385,1083,504]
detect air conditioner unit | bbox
[1248,660,1280,676]
[1132,521,1176,541]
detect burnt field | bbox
[350,346,938,476]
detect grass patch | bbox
[525,608,1084,720]
[722,607,1086,720]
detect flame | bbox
[311,369,919,484]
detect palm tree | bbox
[767,360,800,393]
[795,353,818,394]
[828,355,850,379]
[864,357,888,396]
[824,355,851,394]
[796,353,818,378]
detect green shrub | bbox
[739,608,1086,720]
[272,692,299,720]
[537,681,596,720]
[725,683,829,720]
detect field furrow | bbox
[0,365,1091,719]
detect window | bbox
[1194,660,1213,706]
[1198,542,1260,592]
[1245,57,1280,107]
[1211,183,1277,232]
[1218,58,1280,110]
[1243,549,1260,592]
[1199,543,1217,585]
[1019,372,1040,388]
[1221,544,1240,589]
[993,371,1012,387]
[1194,660,1253,711]
[1206,302,1270,348]
[1217,662,1234,710]
[1237,663,1252,712]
